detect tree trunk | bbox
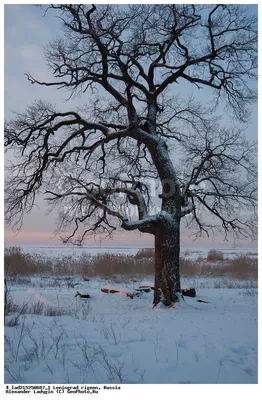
[153,217,181,306]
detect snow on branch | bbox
[180,201,195,217]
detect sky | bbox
[3,2,259,249]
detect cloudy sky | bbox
[4,3,258,249]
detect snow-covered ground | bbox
[4,275,257,384]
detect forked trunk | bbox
[153,218,181,306]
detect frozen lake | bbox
[8,244,258,260]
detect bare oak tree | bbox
[5,4,257,306]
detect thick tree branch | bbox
[5,4,257,245]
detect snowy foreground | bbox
[4,276,257,385]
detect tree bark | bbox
[153,216,181,306]
[153,228,163,306]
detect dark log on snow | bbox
[135,288,151,293]
[182,288,196,298]
[101,286,136,299]
[139,281,196,297]
[74,291,91,298]
[139,281,155,290]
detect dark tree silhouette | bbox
[5,4,257,306]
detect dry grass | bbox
[181,255,257,280]
[80,253,154,277]
[226,256,258,279]
[4,247,257,281]
[207,249,224,262]
[134,248,154,259]
[180,257,202,276]
[4,247,154,278]
[4,295,76,326]
[5,247,53,276]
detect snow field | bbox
[4,276,257,384]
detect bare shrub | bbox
[213,279,237,289]
[5,293,69,322]
[4,363,24,383]
[102,324,121,346]
[70,301,92,320]
[62,276,78,288]
[207,249,224,262]
[238,288,258,299]
[134,248,154,259]
[4,277,10,325]
[5,298,22,317]
[4,278,31,326]
[28,301,68,317]
[9,277,32,286]
[5,318,20,328]
[97,345,125,383]
[29,301,45,315]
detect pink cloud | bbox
[5,229,56,244]
[4,227,257,250]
